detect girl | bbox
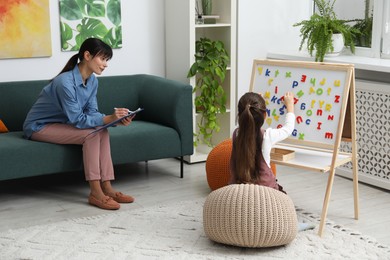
[23,38,134,210]
[230,91,295,193]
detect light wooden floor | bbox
[0,158,389,246]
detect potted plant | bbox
[187,37,230,147]
[293,0,360,62]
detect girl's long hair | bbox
[54,38,113,78]
[233,92,267,183]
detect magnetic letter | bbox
[258,67,263,75]
[292,129,297,137]
[319,100,325,108]
[297,90,304,98]
[275,70,279,77]
[325,103,332,111]
[292,81,299,88]
[272,109,277,116]
[320,78,326,85]
[317,122,322,130]
[317,109,323,116]
[275,86,278,94]
[310,78,316,86]
[277,124,283,129]
[316,88,323,95]
[301,75,307,83]
[265,69,271,76]
[327,88,332,95]
[271,96,278,103]
[268,78,274,85]
[296,116,303,124]
[300,103,306,110]
[328,115,334,120]
[334,95,340,103]
[306,110,313,116]
[264,91,271,99]
[266,108,271,117]
[311,100,316,108]
[298,133,305,140]
[305,119,311,125]
[309,87,315,94]
[325,132,334,139]
[266,118,272,126]
[334,80,340,87]
[285,71,292,78]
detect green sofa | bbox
[0,74,193,181]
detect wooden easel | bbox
[249,59,359,236]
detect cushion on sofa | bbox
[0,118,8,133]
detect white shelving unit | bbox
[165,0,237,163]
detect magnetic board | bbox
[249,59,354,149]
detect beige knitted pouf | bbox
[203,184,298,248]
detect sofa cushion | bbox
[109,121,182,164]
[0,132,83,181]
[0,118,8,133]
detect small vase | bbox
[327,33,344,57]
[202,0,212,15]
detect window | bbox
[314,0,389,59]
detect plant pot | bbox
[202,0,212,15]
[326,33,344,57]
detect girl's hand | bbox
[283,92,295,113]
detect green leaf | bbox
[59,0,83,20]
[60,22,73,48]
[107,0,121,26]
[77,17,109,40]
[76,0,106,17]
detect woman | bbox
[23,38,134,210]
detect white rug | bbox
[1,199,389,260]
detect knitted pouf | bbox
[205,139,277,191]
[203,184,298,248]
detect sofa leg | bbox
[180,156,184,178]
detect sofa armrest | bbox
[135,74,193,156]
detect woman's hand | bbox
[113,108,134,126]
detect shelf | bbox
[271,144,353,173]
[267,50,390,73]
[195,23,231,28]
[165,0,237,164]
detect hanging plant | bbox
[187,37,229,147]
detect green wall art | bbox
[59,0,122,51]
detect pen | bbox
[114,107,131,113]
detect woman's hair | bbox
[233,92,267,183]
[56,38,113,77]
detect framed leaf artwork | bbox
[59,0,122,51]
[0,0,52,59]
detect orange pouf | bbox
[205,139,277,191]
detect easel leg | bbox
[318,168,336,237]
[352,149,359,220]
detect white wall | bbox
[0,0,165,82]
[236,0,312,101]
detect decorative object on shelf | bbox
[202,0,213,15]
[195,0,204,24]
[187,37,229,147]
[293,0,360,62]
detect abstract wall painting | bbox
[59,0,122,51]
[0,0,52,59]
